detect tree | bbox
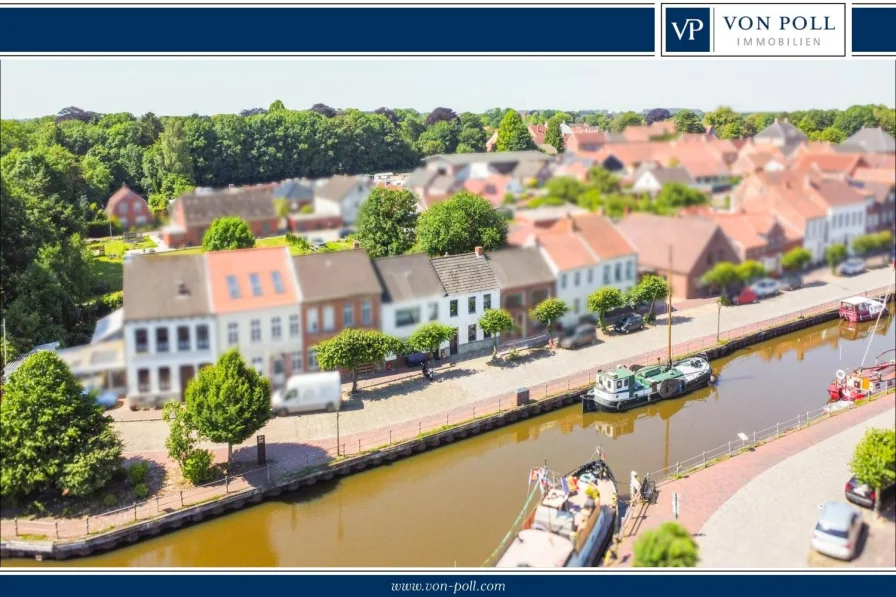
[158,119,193,179]
[810,127,846,143]
[646,108,672,125]
[875,106,896,136]
[833,105,879,137]
[544,116,565,153]
[851,233,887,256]
[407,322,456,362]
[781,247,812,272]
[355,187,419,258]
[0,351,123,502]
[850,427,895,516]
[416,120,459,156]
[702,262,740,295]
[478,308,514,357]
[825,243,848,274]
[315,328,404,393]
[735,260,766,284]
[529,298,569,344]
[415,191,508,256]
[631,275,669,321]
[374,107,400,127]
[674,109,706,134]
[610,111,645,132]
[588,166,621,195]
[457,112,489,153]
[268,99,287,113]
[425,107,458,126]
[496,110,536,152]
[162,401,215,485]
[202,216,256,251]
[656,183,708,208]
[239,107,267,117]
[703,106,742,130]
[633,522,699,567]
[545,176,586,204]
[185,349,271,471]
[311,103,337,118]
[587,287,624,331]
[719,121,744,140]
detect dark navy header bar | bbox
[852,6,896,53]
[0,7,656,54]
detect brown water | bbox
[6,313,894,568]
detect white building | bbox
[122,254,219,408]
[314,175,372,225]
[373,253,446,343]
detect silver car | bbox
[750,278,780,299]
[811,501,863,560]
[839,258,866,276]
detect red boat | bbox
[828,350,896,401]
[838,296,887,323]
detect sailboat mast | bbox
[667,245,673,367]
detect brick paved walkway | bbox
[612,393,895,567]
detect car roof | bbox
[818,501,857,529]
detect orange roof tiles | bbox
[205,247,298,313]
[534,232,596,271]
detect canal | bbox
[7,311,895,567]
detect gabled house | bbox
[273,178,315,212]
[429,248,502,355]
[838,127,896,154]
[631,166,697,196]
[373,252,446,344]
[752,119,809,156]
[206,247,302,387]
[105,184,152,229]
[314,175,372,225]
[486,247,557,340]
[162,186,280,248]
[848,168,896,233]
[565,131,607,153]
[694,211,802,273]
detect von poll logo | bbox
[665,7,710,52]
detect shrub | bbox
[300,204,314,214]
[127,461,151,487]
[60,506,73,518]
[633,522,699,567]
[182,449,216,485]
[132,483,149,499]
[28,501,48,517]
[103,493,119,507]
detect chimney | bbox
[474,246,484,257]
[352,240,360,249]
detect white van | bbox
[272,371,343,416]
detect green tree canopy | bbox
[529,298,569,343]
[702,262,740,293]
[415,191,508,256]
[674,109,706,134]
[545,176,586,204]
[496,110,536,152]
[544,116,565,153]
[850,427,895,515]
[825,243,848,273]
[587,287,625,330]
[656,183,708,208]
[355,187,419,258]
[735,260,766,284]
[185,349,271,469]
[407,322,456,359]
[833,105,879,136]
[588,166,622,195]
[0,351,123,502]
[478,308,515,356]
[201,216,256,252]
[781,247,812,272]
[633,522,699,567]
[315,328,404,392]
[610,111,645,133]
[630,274,669,319]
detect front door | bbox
[179,365,196,400]
[450,332,459,356]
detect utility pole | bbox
[667,245,673,367]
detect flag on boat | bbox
[561,476,569,494]
[529,468,540,487]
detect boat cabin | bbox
[839,297,886,323]
[596,367,636,396]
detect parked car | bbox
[811,501,862,561]
[779,273,804,291]
[559,324,597,349]
[845,475,895,509]
[310,237,327,249]
[750,278,780,299]
[613,313,645,334]
[338,228,355,239]
[272,371,343,416]
[838,257,866,276]
[729,287,759,305]
[404,352,427,367]
[83,388,119,410]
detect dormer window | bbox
[249,273,262,297]
[226,275,241,299]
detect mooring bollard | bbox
[675,462,680,477]
[13,518,18,536]
[86,517,89,534]
[727,441,731,456]
[179,491,184,507]
[418,421,422,435]
[702,451,706,468]
[55,521,59,539]
[357,438,361,452]
[776,422,779,438]
[134,502,138,521]
[389,430,392,444]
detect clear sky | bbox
[1,59,893,119]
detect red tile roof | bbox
[105,184,147,214]
[205,247,298,313]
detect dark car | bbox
[338,228,355,239]
[614,313,645,334]
[559,324,597,349]
[845,475,894,509]
[779,273,804,291]
[404,352,427,367]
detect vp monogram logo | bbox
[671,18,705,41]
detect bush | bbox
[182,449,216,485]
[86,218,123,239]
[103,493,119,507]
[300,204,314,214]
[28,501,48,517]
[127,461,150,487]
[633,522,699,567]
[132,483,149,499]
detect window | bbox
[249,273,263,297]
[343,302,354,327]
[363,300,373,325]
[561,274,568,289]
[603,266,611,284]
[615,263,622,282]
[251,357,264,374]
[450,300,458,317]
[531,289,550,305]
[271,316,282,341]
[307,308,319,333]
[226,275,241,299]
[484,294,491,310]
[137,369,151,393]
[250,319,261,343]
[289,314,300,337]
[227,322,239,345]
[177,326,190,351]
[323,307,335,331]
[626,260,635,280]
[119,202,128,215]
[156,327,169,353]
[158,367,171,391]
[427,302,438,321]
[197,325,210,350]
[290,351,302,373]
[468,296,476,314]
[308,348,319,370]
[271,271,286,294]
[273,357,285,376]
[574,271,581,286]
[467,324,477,343]
[135,328,148,354]
[587,268,594,284]
[505,293,524,308]
[395,307,421,327]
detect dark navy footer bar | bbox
[852,6,896,53]
[0,7,655,54]
[1,574,895,593]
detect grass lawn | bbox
[156,236,356,258]
[87,237,158,293]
